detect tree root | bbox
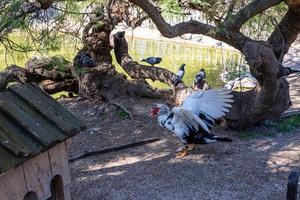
[280,109,300,120]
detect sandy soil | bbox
[60,97,300,200]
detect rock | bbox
[224,76,257,91]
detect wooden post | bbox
[287,171,299,200]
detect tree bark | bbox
[73,10,164,100]
[225,41,291,128]
[113,31,180,86]
[268,7,300,62]
[127,0,297,129]
[0,63,78,94]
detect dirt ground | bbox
[60,97,300,200]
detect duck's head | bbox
[150,103,169,117]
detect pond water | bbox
[0,36,242,89]
[127,38,242,88]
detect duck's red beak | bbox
[150,107,160,117]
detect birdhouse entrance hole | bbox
[23,192,38,200]
[49,175,65,200]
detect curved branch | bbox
[113,31,182,87]
[227,0,283,30]
[268,7,300,61]
[128,0,215,37]
[177,0,224,24]
[128,0,251,51]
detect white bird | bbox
[150,89,233,158]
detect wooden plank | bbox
[27,84,86,132]
[9,84,85,135]
[0,112,42,156]
[0,146,24,174]
[63,186,72,200]
[0,127,32,157]
[49,142,72,200]
[48,142,71,185]
[23,151,52,200]
[287,171,299,200]
[0,96,55,146]
[3,91,66,142]
[0,165,27,200]
[65,138,73,151]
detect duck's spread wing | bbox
[182,89,233,119]
[172,107,210,134]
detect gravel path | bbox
[60,98,300,200]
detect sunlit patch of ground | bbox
[59,97,300,200]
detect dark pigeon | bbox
[76,52,96,68]
[171,64,185,86]
[141,57,162,66]
[194,69,207,89]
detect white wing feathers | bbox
[182,89,233,119]
[172,107,210,134]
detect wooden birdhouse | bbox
[0,83,85,200]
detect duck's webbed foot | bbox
[175,147,188,158]
[175,144,195,158]
[187,144,195,151]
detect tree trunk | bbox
[73,15,163,100]
[225,41,291,129]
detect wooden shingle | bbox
[0,83,85,174]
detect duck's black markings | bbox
[199,112,214,129]
[160,112,175,131]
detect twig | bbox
[69,137,160,162]
[109,101,133,119]
[280,109,300,120]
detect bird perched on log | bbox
[171,64,185,86]
[193,68,209,90]
[141,57,162,66]
[150,89,233,158]
[74,52,96,68]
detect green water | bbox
[0,34,241,89]
[127,39,241,88]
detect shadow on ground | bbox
[61,98,300,200]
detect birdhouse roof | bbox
[0,83,85,175]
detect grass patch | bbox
[116,110,130,118]
[52,91,77,100]
[276,115,300,133]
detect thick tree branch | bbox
[177,0,224,24]
[128,0,215,37]
[227,0,283,30]
[128,0,252,50]
[113,31,180,86]
[268,7,300,61]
